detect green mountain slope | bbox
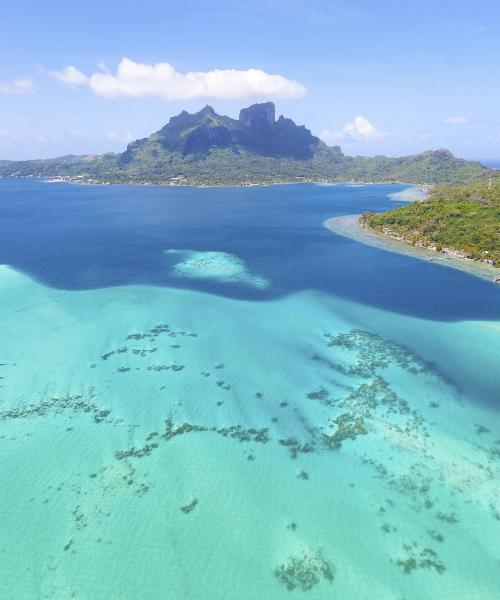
[0,102,489,185]
[361,179,500,266]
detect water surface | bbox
[0,180,498,599]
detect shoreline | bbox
[324,214,499,283]
[2,175,438,189]
[387,185,432,202]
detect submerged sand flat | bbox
[0,263,499,599]
[166,249,269,288]
[324,214,499,283]
[388,186,430,202]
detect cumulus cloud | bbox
[444,115,469,125]
[47,57,306,101]
[0,78,33,95]
[47,65,89,88]
[321,116,383,143]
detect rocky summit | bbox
[121,102,326,161]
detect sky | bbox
[1,0,500,161]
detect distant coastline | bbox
[324,214,499,283]
[0,103,490,187]
[6,174,441,189]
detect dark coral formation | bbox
[147,364,185,372]
[321,413,368,449]
[0,393,111,424]
[112,420,271,466]
[279,437,316,459]
[274,549,335,591]
[395,544,446,575]
[217,425,269,443]
[181,499,198,514]
[322,329,430,378]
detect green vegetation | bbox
[0,103,489,185]
[361,179,500,266]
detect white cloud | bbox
[0,78,33,95]
[47,57,306,101]
[444,116,469,125]
[106,130,135,143]
[0,128,8,137]
[321,116,383,143]
[47,65,89,88]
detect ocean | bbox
[0,179,499,599]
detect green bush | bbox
[362,179,500,266]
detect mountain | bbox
[0,102,489,185]
[119,102,328,164]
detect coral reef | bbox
[274,549,335,591]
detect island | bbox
[0,102,490,186]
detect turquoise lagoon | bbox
[0,180,499,599]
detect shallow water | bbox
[324,214,499,283]
[0,180,499,599]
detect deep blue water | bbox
[0,179,498,321]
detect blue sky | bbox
[1,0,500,160]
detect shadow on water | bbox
[0,179,499,322]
